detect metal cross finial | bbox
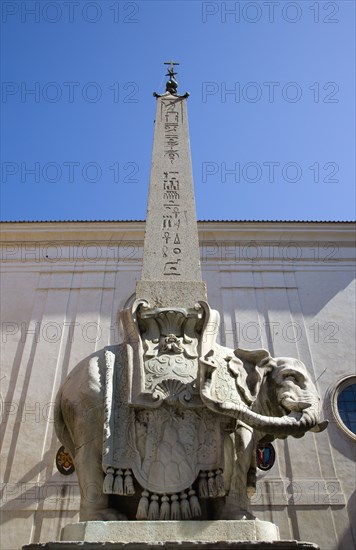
[164,60,179,78]
[153,61,189,98]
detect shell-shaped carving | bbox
[153,379,193,404]
[156,310,187,335]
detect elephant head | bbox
[200,347,328,438]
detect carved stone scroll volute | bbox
[135,304,205,406]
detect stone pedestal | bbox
[61,520,279,542]
[23,544,320,550]
[22,520,319,549]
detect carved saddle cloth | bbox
[102,345,225,497]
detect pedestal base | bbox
[23,542,319,550]
[62,520,279,543]
[22,520,319,549]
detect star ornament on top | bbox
[164,60,179,79]
[153,61,189,99]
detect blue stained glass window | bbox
[337,383,356,435]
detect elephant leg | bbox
[224,425,256,518]
[247,441,257,498]
[74,444,127,521]
[211,426,255,519]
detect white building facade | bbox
[0,220,355,550]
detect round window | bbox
[331,376,356,439]
[338,383,356,434]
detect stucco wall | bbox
[1,221,355,550]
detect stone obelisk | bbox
[23,63,322,550]
[136,61,207,307]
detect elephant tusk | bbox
[281,397,312,411]
[309,420,329,433]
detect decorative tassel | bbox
[188,487,201,518]
[103,467,114,494]
[247,467,257,498]
[170,494,181,520]
[215,469,225,497]
[148,494,159,520]
[208,471,217,498]
[159,495,170,520]
[198,471,209,498]
[113,469,124,495]
[180,491,191,519]
[124,469,135,495]
[136,490,150,520]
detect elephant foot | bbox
[247,467,256,498]
[219,507,256,520]
[234,509,256,520]
[214,495,256,520]
[80,507,128,521]
[96,508,128,521]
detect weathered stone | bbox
[24,542,320,550]
[60,519,280,543]
[136,92,207,307]
[53,323,328,521]
[51,67,327,549]
[135,281,207,309]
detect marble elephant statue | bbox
[54,340,327,522]
[199,345,328,516]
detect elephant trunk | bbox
[234,402,318,436]
[201,382,326,437]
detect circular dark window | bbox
[337,383,356,435]
[331,376,356,440]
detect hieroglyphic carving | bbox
[161,170,182,275]
[136,92,203,289]
[161,98,183,162]
[159,99,184,277]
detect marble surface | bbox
[61,519,280,543]
[137,93,206,307]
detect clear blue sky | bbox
[1,0,355,221]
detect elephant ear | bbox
[234,347,271,365]
[229,348,272,405]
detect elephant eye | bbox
[281,370,305,384]
[281,372,297,382]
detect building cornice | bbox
[1,220,355,244]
